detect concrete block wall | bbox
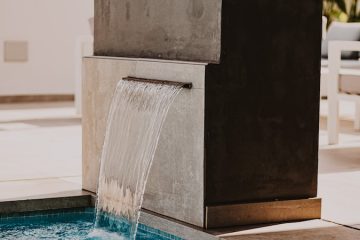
[82,57,207,226]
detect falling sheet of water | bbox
[95,80,182,239]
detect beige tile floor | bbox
[0,100,359,239]
[219,225,360,240]
[318,100,360,228]
[0,102,82,200]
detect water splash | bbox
[95,80,182,239]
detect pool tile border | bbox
[0,207,95,225]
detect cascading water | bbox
[94,79,182,239]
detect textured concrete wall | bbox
[82,57,206,227]
[82,57,136,192]
[94,0,221,63]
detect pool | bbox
[0,208,183,240]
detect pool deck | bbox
[0,190,93,215]
[0,101,359,239]
[0,102,82,201]
[212,221,360,240]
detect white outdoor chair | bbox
[320,20,360,144]
[327,40,360,144]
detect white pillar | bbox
[75,35,93,115]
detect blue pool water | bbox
[0,208,182,240]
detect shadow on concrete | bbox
[319,146,360,174]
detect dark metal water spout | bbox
[123,77,193,89]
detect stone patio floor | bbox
[0,100,359,239]
[0,102,81,201]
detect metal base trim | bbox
[205,198,321,229]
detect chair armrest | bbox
[328,41,360,76]
[327,41,360,107]
[329,40,360,53]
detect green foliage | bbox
[324,0,360,26]
[348,0,360,21]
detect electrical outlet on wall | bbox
[4,41,28,62]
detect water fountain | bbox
[95,79,191,238]
[83,0,322,232]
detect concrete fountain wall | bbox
[82,57,207,226]
[83,0,323,228]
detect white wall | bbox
[0,0,94,96]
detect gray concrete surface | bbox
[82,57,206,227]
[0,102,82,201]
[0,102,81,181]
[94,0,221,63]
